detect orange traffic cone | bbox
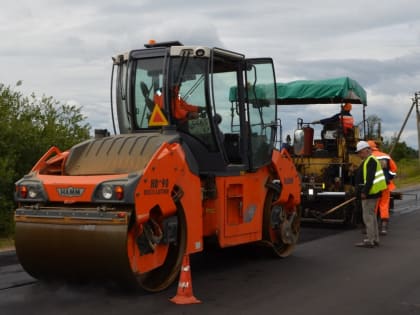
[169,254,201,304]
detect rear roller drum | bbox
[128,206,187,292]
[262,191,301,257]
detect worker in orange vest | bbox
[312,102,354,135]
[154,85,205,123]
[367,140,398,235]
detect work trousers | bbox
[375,187,390,220]
[362,198,380,244]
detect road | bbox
[1,186,419,315]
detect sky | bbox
[1,0,420,149]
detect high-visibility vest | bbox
[371,150,398,176]
[371,149,398,190]
[363,155,387,195]
[340,115,354,134]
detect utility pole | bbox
[416,92,420,161]
[390,92,420,160]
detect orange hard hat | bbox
[343,103,352,111]
[367,140,378,150]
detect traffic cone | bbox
[169,254,201,304]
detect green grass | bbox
[394,158,420,189]
[0,237,14,251]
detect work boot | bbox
[354,239,375,248]
[380,220,388,235]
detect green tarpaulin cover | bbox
[276,77,367,106]
[228,84,276,105]
[228,77,367,106]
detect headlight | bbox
[92,174,140,203]
[308,188,314,196]
[101,185,114,200]
[98,184,125,201]
[28,187,39,199]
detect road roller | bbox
[14,41,301,292]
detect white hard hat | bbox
[356,141,370,152]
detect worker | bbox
[354,140,387,248]
[311,102,354,135]
[154,85,205,123]
[368,140,398,235]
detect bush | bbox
[0,200,14,237]
[0,83,91,237]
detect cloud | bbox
[1,0,420,149]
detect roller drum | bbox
[15,220,139,287]
[14,206,186,291]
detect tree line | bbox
[364,114,418,161]
[0,83,91,236]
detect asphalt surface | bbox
[0,187,419,315]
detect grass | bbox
[393,158,420,189]
[0,237,14,251]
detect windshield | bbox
[168,57,217,151]
[169,58,206,110]
[133,57,165,129]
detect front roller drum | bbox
[15,208,187,292]
[15,221,137,286]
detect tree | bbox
[365,114,382,140]
[365,115,419,161]
[0,83,91,236]
[382,137,418,161]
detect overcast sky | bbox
[1,0,420,149]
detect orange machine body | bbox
[16,141,300,282]
[14,42,302,293]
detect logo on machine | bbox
[57,187,85,197]
[144,178,169,195]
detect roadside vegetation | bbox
[0,83,91,243]
[394,158,420,188]
[380,137,420,188]
[0,238,14,250]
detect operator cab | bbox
[112,41,278,174]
